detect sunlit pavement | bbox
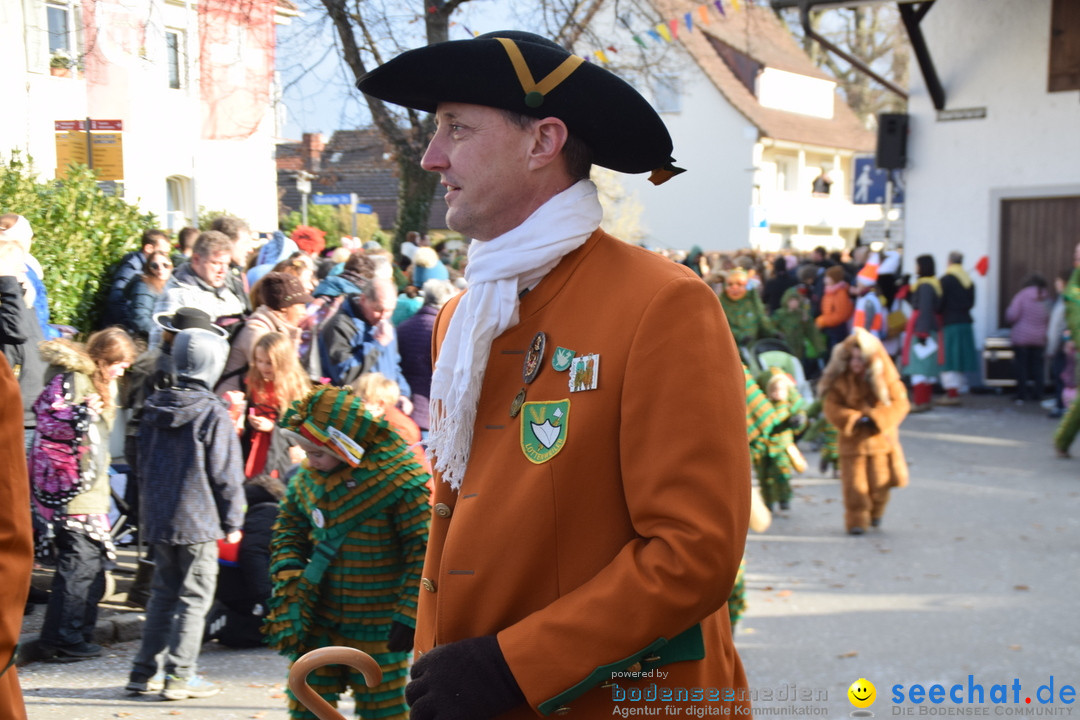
[741,393,1080,717]
[17,393,1080,718]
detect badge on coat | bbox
[522,331,546,384]
[520,400,569,464]
[551,346,574,372]
[568,353,599,392]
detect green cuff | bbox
[0,644,18,678]
[536,623,705,716]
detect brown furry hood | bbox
[817,327,896,405]
[38,338,95,376]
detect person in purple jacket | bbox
[395,279,458,437]
[1006,273,1050,404]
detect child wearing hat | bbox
[217,271,314,394]
[772,286,827,381]
[719,267,777,349]
[126,327,244,699]
[264,385,430,720]
[755,369,808,512]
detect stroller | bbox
[743,337,815,405]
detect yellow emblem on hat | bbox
[494,36,583,108]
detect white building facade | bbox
[619,2,881,253]
[0,0,293,232]
[903,0,1080,343]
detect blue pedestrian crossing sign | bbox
[852,156,904,205]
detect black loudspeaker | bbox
[876,113,909,170]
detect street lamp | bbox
[296,170,314,225]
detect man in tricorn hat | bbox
[358,31,750,719]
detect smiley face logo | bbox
[848,678,876,708]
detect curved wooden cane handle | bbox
[288,647,384,720]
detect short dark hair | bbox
[209,215,250,242]
[177,226,199,252]
[499,110,593,182]
[141,229,169,248]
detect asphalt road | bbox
[16,394,1080,719]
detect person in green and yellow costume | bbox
[719,267,777,349]
[264,385,430,720]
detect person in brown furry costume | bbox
[818,327,910,535]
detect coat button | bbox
[554,707,571,716]
[627,662,642,674]
[434,503,452,518]
[421,578,436,593]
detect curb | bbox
[17,611,146,666]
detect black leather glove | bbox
[387,621,415,653]
[406,635,525,720]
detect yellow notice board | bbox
[55,131,124,181]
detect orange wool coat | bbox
[419,230,752,718]
[0,353,32,720]
[815,281,854,330]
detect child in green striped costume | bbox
[265,385,431,720]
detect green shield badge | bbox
[520,400,570,464]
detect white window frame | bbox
[166,176,194,231]
[166,28,186,90]
[45,0,81,67]
[775,156,798,193]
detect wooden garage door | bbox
[999,196,1080,327]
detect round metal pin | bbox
[510,388,527,418]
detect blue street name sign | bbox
[852,156,905,205]
[311,193,354,205]
[355,204,373,214]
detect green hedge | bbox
[0,153,155,333]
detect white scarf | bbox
[427,179,603,490]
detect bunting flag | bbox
[541,0,744,62]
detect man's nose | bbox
[421,135,446,172]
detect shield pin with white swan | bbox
[520,400,570,464]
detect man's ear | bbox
[526,117,569,171]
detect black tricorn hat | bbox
[153,307,228,337]
[356,31,683,183]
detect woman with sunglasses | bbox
[122,251,173,340]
